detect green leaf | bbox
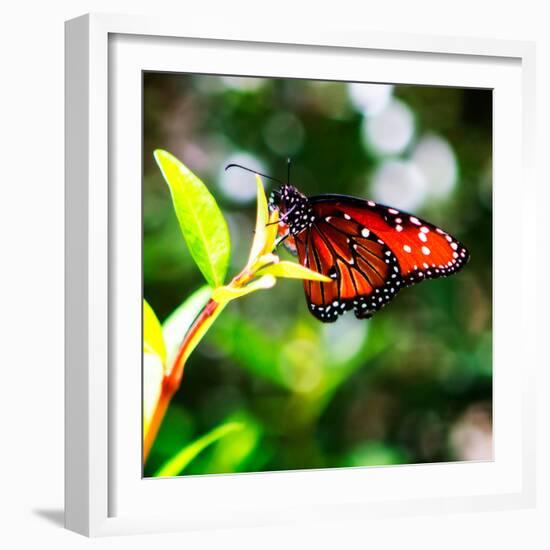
[211,275,276,303]
[257,261,332,282]
[143,299,166,365]
[162,285,212,363]
[154,149,231,287]
[202,412,262,474]
[154,422,245,477]
[246,175,270,266]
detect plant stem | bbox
[143,298,226,462]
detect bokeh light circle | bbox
[348,83,394,117]
[411,134,458,200]
[220,76,265,92]
[362,98,415,156]
[218,152,267,203]
[322,314,368,363]
[263,111,305,156]
[370,159,428,212]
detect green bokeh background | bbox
[143,73,492,477]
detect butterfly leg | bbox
[275,233,290,247]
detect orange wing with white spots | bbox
[292,195,469,322]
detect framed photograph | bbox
[65,13,537,536]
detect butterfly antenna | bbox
[225,163,285,186]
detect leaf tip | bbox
[154,149,180,172]
[255,174,267,202]
[153,148,166,163]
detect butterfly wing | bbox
[294,216,403,322]
[293,195,469,322]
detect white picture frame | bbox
[65,13,537,537]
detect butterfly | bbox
[226,163,470,323]
[267,184,470,323]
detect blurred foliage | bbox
[143,74,492,476]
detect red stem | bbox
[143,298,221,462]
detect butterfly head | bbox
[269,184,314,235]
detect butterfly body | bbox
[269,185,470,322]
